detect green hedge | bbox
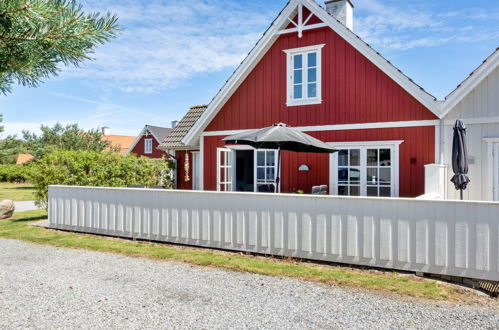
[30,150,173,207]
[0,164,32,183]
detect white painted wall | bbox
[49,186,499,281]
[443,66,499,201]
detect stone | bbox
[0,200,15,220]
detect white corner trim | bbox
[201,120,439,137]
[442,50,499,118]
[182,0,440,147]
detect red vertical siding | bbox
[131,136,169,159]
[205,26,436,132]
[203,126,434,198]
[176,150,193,190]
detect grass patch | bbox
[0,182,35,201]
[1,210,457,301]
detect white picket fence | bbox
[48,185,499,281]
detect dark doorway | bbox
[235,150,254,191]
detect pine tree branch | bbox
[0,3,31,16]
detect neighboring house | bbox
[100,127,135,155]
[15,153,34,165]
[439,48,499,201]
[158,105,207,190]
[177,0,443,197]
[127,125,172,158]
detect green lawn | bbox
[0,210,461,301]
[0,183,36,201]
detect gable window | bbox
[284,44,324,107]
[144,138,153,154]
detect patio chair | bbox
[311,186,321,195]
[319,185,328,195]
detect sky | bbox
[1,0,498,137]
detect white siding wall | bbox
[49,186,499,282]
[444,66,499,201]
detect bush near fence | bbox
[0,164,32,183]
[31,150,173,207]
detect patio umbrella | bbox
[223,123,337,193]
[450,119,470,200]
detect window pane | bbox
[226,153,232,166]
[380,149,391,166]
[308,83,317,98]
[308,68,317,82]
[380,187,391,197]
[350,149,360,166]
[294,85,302,99]
[294,54,302,69]
[257,168,265,181]
[266,168,275,181]
[294,69,302,84]
[350,186,360,196]
[367,149,378,166]
[338,150,348,166]
[307,52,317,67]
[338,186,348,196]
[257,151,265,166]
[338,168,348,182]
[266,151,275,166]
[349,169,360,184]
[367,187,378,197]
[367,168,378,185]
[379,168,391,185]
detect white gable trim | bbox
[441,49,499,118]
[182,0,440,146]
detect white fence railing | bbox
[48,185,499,281]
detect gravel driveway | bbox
[0,238,498,329]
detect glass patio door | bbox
[217,148,234,192]
[255,150,278,192]
[332,146,395,197]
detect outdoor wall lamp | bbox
[298,164,310,171]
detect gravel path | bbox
[0,238,498,329]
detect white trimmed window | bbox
[144,138,153,154]
[284,44,324,107]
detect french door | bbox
[217,148,233,191]
[331,145,398,197]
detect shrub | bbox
[0,164,32,182]
[29,150,173,207]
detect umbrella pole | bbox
[276,147,281,193]
[460,189,463,201]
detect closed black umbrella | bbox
[223,123,337,193]
[450,119,470,200]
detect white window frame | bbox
[144,138,153,154]
[217,148,234,192]
[328,141,403,197]
[254,149,278,192]
[283,44,324,107]
[191,151,200,191]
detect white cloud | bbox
[58,0,273,94]
[355,0,499,52]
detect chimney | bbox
[171,120,178,129]
[325,0,354,30]
[102,126,110,136]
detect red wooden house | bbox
[162,0,444,197]
[127,125,172,158]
